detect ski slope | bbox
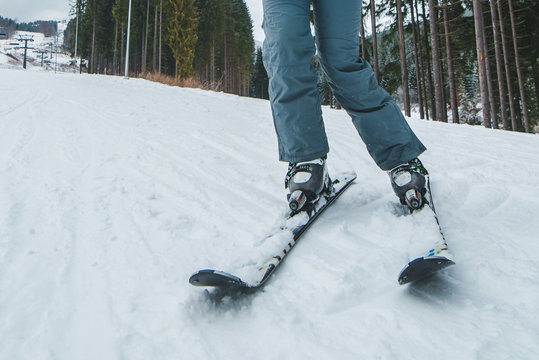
[0,68,538,360]
[0,27,73,72]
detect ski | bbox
[189,173,357,290]
[398,174,455,285]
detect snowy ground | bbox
[0,26,73,72]
[0,68,538,360]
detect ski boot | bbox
[285,158,331,212]
[389,158,428,211]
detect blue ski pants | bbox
[262,0,426,170]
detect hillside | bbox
[0,68,538,360]
[0,24,72,71]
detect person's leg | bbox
[262,0,329,163]
[313,0,426,171]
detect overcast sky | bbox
[0,0,265,42]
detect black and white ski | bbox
[397,175,455,285]
[189,173,357,290]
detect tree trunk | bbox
[427,0,446,122]
[417,0,429,119]
[481,8,498,129]
[142,0,150,74]
[159,0,162,74]
[153,4,157,73]
[489,0,509,130]
[497,0,518,131]
[224,32,228,92]
[396,0,411,116]
[121,23,125,75]
[140,30,144,74]
[442,0,458,123]
[525,12,539,118]
[91,17,96,74]
[532,58,539,116]
[421,0,435,119]
[211,41,215,85]
[409,0,424,119]
[360,16,367,60]
[113,22,118,75]
[507,0,530,132]
[369,0,379,80]
[472,0,491,128]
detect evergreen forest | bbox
[65,0,254,96]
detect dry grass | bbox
[141,72,212,91]
[6,53,20,62]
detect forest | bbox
[329,0,537,132]
[0,17,58,38]
[32,0,539,132]
[64,0,254,96]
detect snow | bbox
[0,67,538,360]
[0,52,10,65]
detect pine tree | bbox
[251,47,269,99]
[194,0,226,87]
[228,0,255,95]
[166,0,198,80]
[112,0,129,74]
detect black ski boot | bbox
[389,158,428,211]
[285,158,331,212]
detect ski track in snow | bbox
[0,68,538,360]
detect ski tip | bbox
[398,256,455,285]
[189,269,250,288]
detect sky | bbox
[0,0,265,42]
[0,0,73,23]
